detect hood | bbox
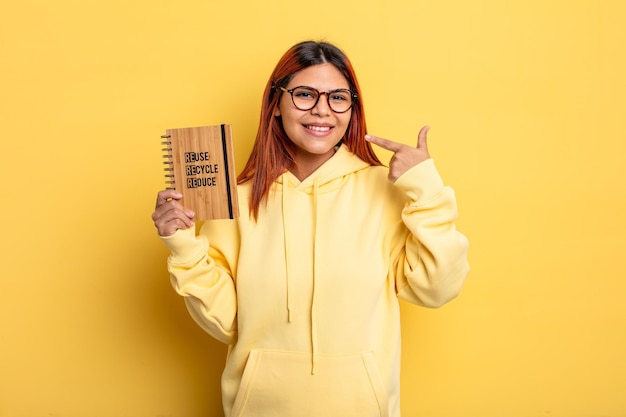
[276,144,371,193]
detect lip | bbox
[303,123,334,136]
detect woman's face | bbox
[274,63,352,169]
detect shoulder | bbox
[355,164,392,188]
[236,181,251,203]
[350,164,407,206]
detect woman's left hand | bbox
[366,126,431,182]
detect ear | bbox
[273,106,281,117]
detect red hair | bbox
[237,41,381,220]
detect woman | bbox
[152,40,469,417]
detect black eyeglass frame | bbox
[277,86,358,114]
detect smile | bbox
[305,125,332,132]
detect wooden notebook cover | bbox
[162,124,239,220]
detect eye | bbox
[293,87,317,100]
[329,90,351,102]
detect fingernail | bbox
[365,135,371,141]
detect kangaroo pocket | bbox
[229,349,389,417]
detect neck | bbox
[290,149,336,181]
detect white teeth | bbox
[307,125,331,131]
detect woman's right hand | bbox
[152,190,196,236]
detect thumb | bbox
[417,125,430,150]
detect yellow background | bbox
[1,0,625,416]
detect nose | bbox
[311,92,332,116]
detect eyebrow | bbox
[288,85,351,92]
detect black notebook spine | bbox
[220,124,235,219]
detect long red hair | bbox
[237,41,381,220]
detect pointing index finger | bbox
[365,134,403,152]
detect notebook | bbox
[161,124,239,220]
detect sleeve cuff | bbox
[159,227,208,263]
[393,159,445,204]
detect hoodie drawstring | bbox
[310,180,320,375]
[282,178,293,323]
[282,174,321,375]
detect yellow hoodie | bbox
[161,145,469,417]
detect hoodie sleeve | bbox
[160,223,239,344]
[391,159,470,308]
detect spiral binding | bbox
[161,134,175,190]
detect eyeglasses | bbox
[278,86,357,113]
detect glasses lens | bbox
[327,90,353,113]
[291,87,319,110]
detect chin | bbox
[306,144,337,155]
